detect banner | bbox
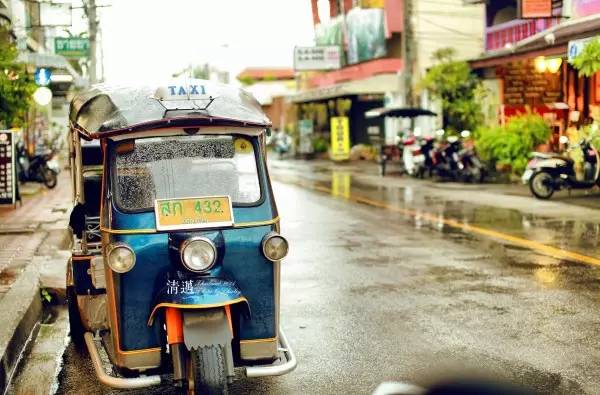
[520,0,553,18]
[346,7,386,64]
[330,117,350,161]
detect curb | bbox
[0,261,42,395]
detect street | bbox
[9,163,600,394]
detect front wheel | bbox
[190,345,228,395]
[529,171,555,199]
[42,166,57,189]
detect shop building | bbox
[469,0,600,144]
[293,0,483,156]
[237,68,297,132]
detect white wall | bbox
[413,0,485,79]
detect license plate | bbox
[154,196,234,231]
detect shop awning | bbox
[470,13,600,69]
[290,73,399,103]
[365,107,437,119]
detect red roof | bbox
[237,68,295,81]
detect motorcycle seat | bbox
[532,152,572,162]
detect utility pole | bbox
[401,0,414,107]
[87,0,98,84]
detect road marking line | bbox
[278,177,600,267]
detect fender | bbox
[532,158,570,171]
[147,277,249,326]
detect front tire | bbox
[42,166,57,189]
[66,286,86,351]
[529,171,555,199]
[190,345,228,395]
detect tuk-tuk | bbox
[67,80,296,394]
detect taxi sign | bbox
[154,83,215,111]
[154,195,234,231]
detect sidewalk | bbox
[269,158,600,222]
[0,173,71,393]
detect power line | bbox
[419,16,481,38]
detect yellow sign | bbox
[330,116,350,161]
[154,196,234,231]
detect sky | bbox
[92,0,316,84]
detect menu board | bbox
[502,61,562,106]
[0,131,16,205]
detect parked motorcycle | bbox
[16,141,59,189]
[524,135,599,199]
[415,130,485,182]
[402,135,435,178]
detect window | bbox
[113,135,261,211]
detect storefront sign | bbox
[298,119,314,154]
[294,46,341,71]
[501,60,562,106]
[0,131,16,205]
[520,0,553,18]
[330,117,350,161]
[54,37,90,58]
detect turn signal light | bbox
[262,232,289,262]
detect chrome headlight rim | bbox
[179,236,217,273]
[261,232,289,262]
[106,242,136,273]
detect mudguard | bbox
[147,277,249,325]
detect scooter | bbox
[16,141,58,189]
[524,135,600,199]
[403,135,435,178]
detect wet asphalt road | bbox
[44,171,600,394]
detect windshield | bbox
[113,135,261,211]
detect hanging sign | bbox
[0,131,16,205]
[519,0,562,18]
[330,116,350,161]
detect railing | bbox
[485,18,560,51]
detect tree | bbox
[570,39,600,77]
[0,27,36,128]
[420,48,483,134]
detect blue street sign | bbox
[34,68,52,86]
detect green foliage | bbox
[238,75,256,86]
[313,136,329,153]
[570,39,600,77]
[41,288,52,303]
[0,27,36,128]
[420,48,484,134]
[475,112,551,175]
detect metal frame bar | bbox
[245,328,297,378]
[84,328,296,389]
[84,332,162,389]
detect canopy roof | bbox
[69,79,271,139]
[366,107,437,119]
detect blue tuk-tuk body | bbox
[67,80,295,393]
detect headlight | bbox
[262,232,289,262]
[180,237,217,273]
[107,243,136,273]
